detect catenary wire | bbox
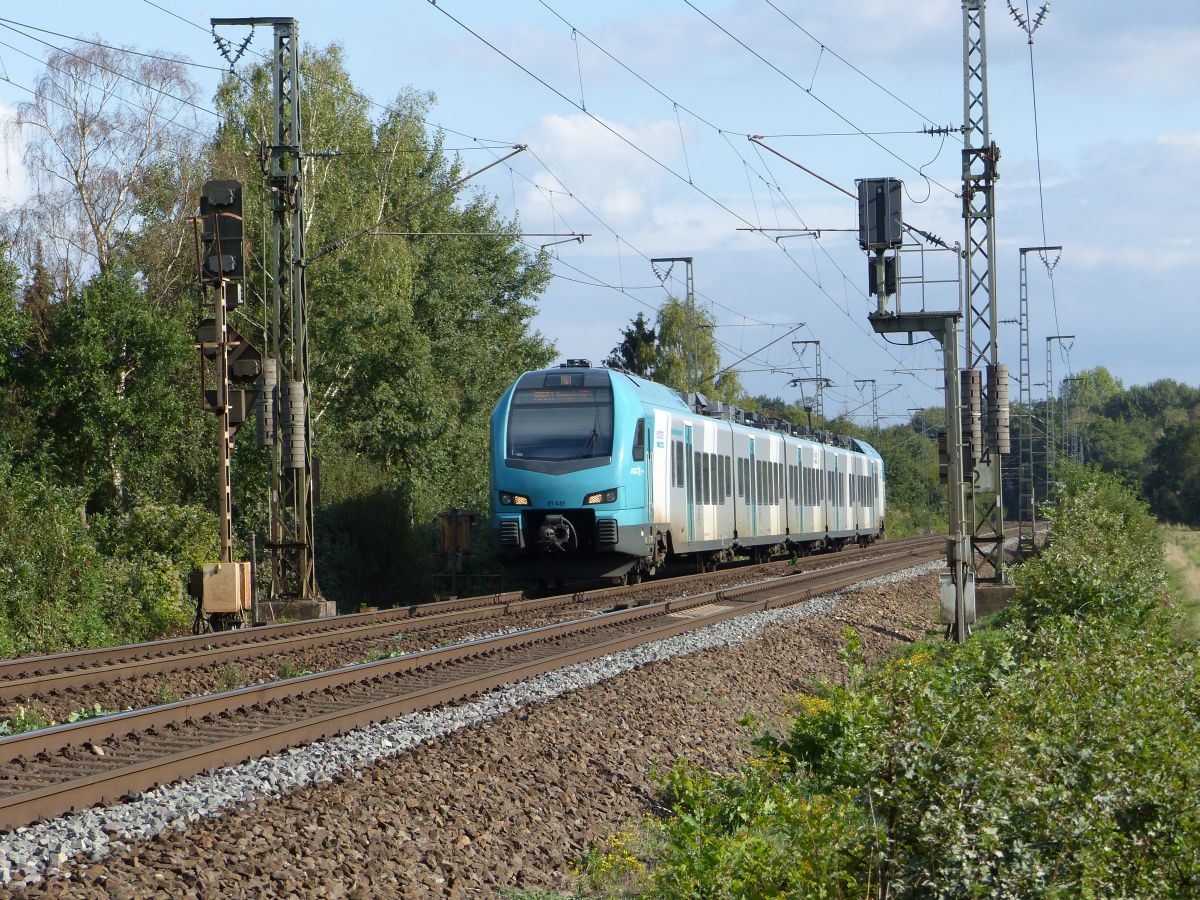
[682,0,959,198]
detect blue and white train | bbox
[490,361,885,584]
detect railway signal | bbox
[189,178,258,631]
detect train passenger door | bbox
[796,447,804,534]
[650,412,670,524]
[684,425,695,543]
[748,439,757,536]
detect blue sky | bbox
[1,1,1196,426]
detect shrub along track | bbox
[0,538,941,836]
[0,537,934,723]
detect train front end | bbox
[490,364,651,583]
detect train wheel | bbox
[627,569,642,585]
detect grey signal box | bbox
[856,178,903,251]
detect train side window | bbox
[776,463,782,504]
[724,456,732,500]
[632,418,645,461]
[707,453,715,505]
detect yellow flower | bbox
[796,694,834,717]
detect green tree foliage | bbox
[605,312,658,376]
[1062,364,1122,413]
[1145,420,1200,525]
[653,296,741,402]
[24,262,196,510]
[1001,368,1200,526]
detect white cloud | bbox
[517,110,727,252]
[0,103,30,208]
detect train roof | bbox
[523,363,880,455]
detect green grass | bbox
[153,681,180,704]
[1163,525,1200,639]
[274,660,312,680]
[0,702,112,735]
[215,663,245,691]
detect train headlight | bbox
[499,492,530,506]
[584,488,619,505]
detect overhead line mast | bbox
[960,0,1011,584]
[211,16,333,619]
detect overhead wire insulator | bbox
[256,358,278,448]
[987,363,1011,455]
[281,379,307,469]
[961,368,983,462]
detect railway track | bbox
[0,536,942,833]
[0,536,937,713]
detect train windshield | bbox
[507,380,614,461]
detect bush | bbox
[0,458,214,654]
[1013,462,1164,626]
[641,466,1199,898]
[95,503,217,639]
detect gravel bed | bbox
[3,560,944,895]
